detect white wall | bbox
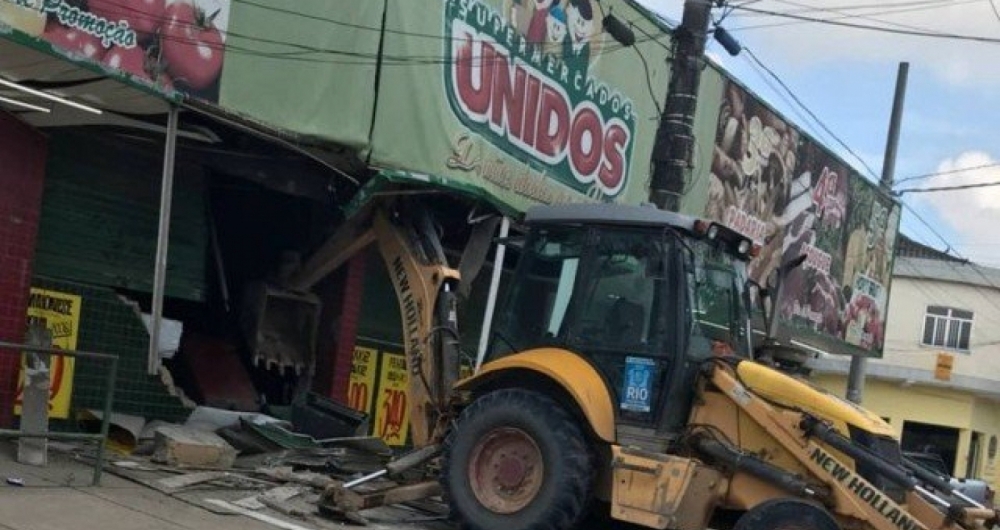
[875,276,1000,382]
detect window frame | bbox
[921,305,974,353]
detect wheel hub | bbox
[468,427,544,514]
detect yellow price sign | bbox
[14,288,82,419]
[347,346,378,415]
[374,352,410,446]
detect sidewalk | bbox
[0,442,448,530]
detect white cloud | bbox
[636,0,1000,88]
[912,150,1000,264]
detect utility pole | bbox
[649,0,715,211]
[846,61,909,404]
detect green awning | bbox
[343,168,527,220]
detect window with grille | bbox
[922,306,973,352]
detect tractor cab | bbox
[486,203,757,438]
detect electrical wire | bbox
[731,4,1000,45]
[990,0,1000,24]
[895,162,1000,185]
[768,0,945,33]
[897,179,1000,194]
[898,200,1000,314]
[632,43,664,117]
[739,52,828,144]
[742,48,882,180]
[733,0,969,19]
[728,0,982,32]
[624,15,674,53]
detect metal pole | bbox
[93,356,118,486]
[148,106,179,375]
[475,217,510,371]
[846,62,908,404]
[880,62,909,193]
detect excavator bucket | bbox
[240,281,321,375]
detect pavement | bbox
[0,441,450,530]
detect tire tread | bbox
[441,388,593,530]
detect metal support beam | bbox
[148,106,179,375]
[476,217,510,371]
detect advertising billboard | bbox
[365,0,676,213]
[703,79,900,357]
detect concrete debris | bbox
[261,486,306,502]
[155,471,230,492]
[152,425,238,469]
[254,466,336,489]
[259,495,311,520]
[91,408,448,529]
[112,460,160,471]
[204,499,316,530]
[232,495,267,510]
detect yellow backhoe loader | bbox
[254,198,1000,530]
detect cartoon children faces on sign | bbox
[507,0,605,72]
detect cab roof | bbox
[524,203,698,232]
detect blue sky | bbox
[636,0,1000,266]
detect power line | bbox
[895,162,1000,184]
[736,0,969,18]
[767,0,947,33]
[731,3,1000,44]
[897,179,1000,194]
[739,52,828,141]
[632,46,664,117]
[742,48,882,180]
[899,200,958,257]
[728,0,974,30]
[991,0,1000,24]
[899,199,1000,315]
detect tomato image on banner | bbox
[14,288,82,419]
[0,0,231,102]
[347,346,377,415]
[374,352,410,446]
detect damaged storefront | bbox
[0,0,373,451]
[2,0,903,462]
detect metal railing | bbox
[0,340,118,485]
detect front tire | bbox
[442,388,593,530]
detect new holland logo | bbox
[809,445,926,530]
[443,0,636,198]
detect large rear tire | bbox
[733,498,840,530]
[442,388,593,530]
